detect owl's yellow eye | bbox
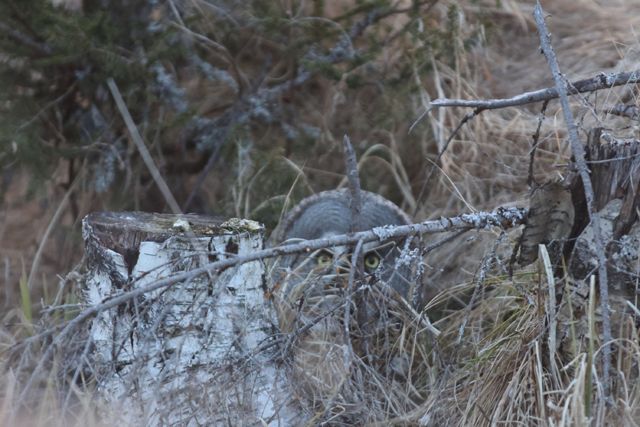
[365,254,380,269]
[317,253,333,265]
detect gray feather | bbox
[272,189,415,303]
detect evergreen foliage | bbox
[0,0,495,226]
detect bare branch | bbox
[344,239,364,348]
[343,135,363,233]
[455,233,504,348]
[9,207,527,364]
[533,2,613,398]
[528,100,549,188]
[15,89,73,133]
[342,134,371,352]
[422,69,640,112]
[0,22,51,56]
[608,104,639,121]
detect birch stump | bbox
[82,212,303,426]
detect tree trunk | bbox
[82,212,303,426]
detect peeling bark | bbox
[82,212,303,426]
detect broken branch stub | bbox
[82,212,302,426]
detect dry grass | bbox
[2,0,640,425]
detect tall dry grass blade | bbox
[539,244,560,390]
[586,274,596,417]
[562,256,580,370]
[271,160,307,245]
[19,267,32,337]
[27,169,83,291]
[535,339,547,422]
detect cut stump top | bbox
[83,211,264,257]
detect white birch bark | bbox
[82,212,303,426]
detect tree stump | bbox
[82,212,303,426]
[516,134,640,372]
[556,135,640,366]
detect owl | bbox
[272,188,415,301]
[270,189,422,416]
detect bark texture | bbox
[82,212,302,426]
[519,135,640,367]
[557,136,640,364]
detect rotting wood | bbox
[523,135,640,386]
[565,136,640,324]
[517,181,574,267]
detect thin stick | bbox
[533,2,613,398]
[455,233,504,348]
[181,123,231,212]
[27,169,83,290]
[528,99,549,188]
[343,135,362,233]
[343,134,372,357]
[344,239,364,349]
[15,88,73,133]
[107,78,182,214]
[423,228,468,253]
[0,22,51,56]
[412,110,480,217]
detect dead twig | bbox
[15,88,73,133]
[533,2,613,398]
[27,168,84,290]
[343,134,372,360]
[528,99,549,188]
[344,239,364,351]
[343,135,363,234]
[348,0,438,39]
[412,109,480,217]
[455,233,504,349]
[0,22,51,56]
[107,78,182,214]
[418,69,640,113]
[608,104,639,121]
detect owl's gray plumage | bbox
[273,188,414,302]
[276,189,411,242]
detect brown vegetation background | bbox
[1,0,639,366]
[2,0,640,425]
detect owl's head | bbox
[271,189,417,322]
